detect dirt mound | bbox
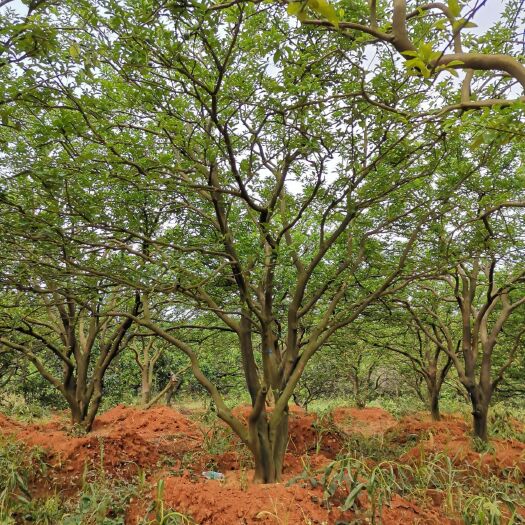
[157,474,354,525]
[387,413,469,444]
[401,435,525,475]
[93,404,199,440]
[0,412,22,433]
[332,407,397,436]
[381,494,458,525]
[1,405,201,486]
[230,405,345,460]
[393,414,525,476]
[287,412,344,459]
[151,473,455,525]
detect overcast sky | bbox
[1,0,508,25]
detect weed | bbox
[0,436,47,522]
[488,403,525,442]
[143,479,195,525]
[0,394,50,422]
[471,436,495,454]
[199,420,234,456]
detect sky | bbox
[2,0,508,26]
[467,0,505,33]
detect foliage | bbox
[0,437,47,524]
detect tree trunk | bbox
[251,408,289,483]
[470,388,489,441]
[429,388,440,421]
[425,373,441,421]
[165,378,182,406]
[141,365,151,405]
[65,383,99,432]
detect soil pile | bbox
[2,404,524,524]
[0,405,200,486]
[394,413,525,476]
[332,406,397,436]
[159,474,353,525]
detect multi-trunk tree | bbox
[0,168,141,431]
[362,310,454,420]
[0,0,524,481]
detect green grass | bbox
[287,408,525,525]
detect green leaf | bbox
[307,0,339,28]
[69,42,81,60]
[433,18,448,30]
[419,42,434,61]
[470,134,484,150]
[341,482,367,511]
[287,2,303,16]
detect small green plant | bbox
[312,412,337,454]
[144,479,194,525]
[200,419,235,456]
[488,404,525,442]
[0,436,46,522]
[471,436,495,454]
[61,468,138,525]
[0,394,50,422]
[463,494,504,525]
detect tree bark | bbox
[429,388,440,421]
[141,365,151,405]
[251,408,289,483]
[469,386,490,441]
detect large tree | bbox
[1,0,524,479]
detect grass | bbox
[297,408,525,525]
[0,436,195,525]
[1,397,524,524]
[0,394,52,423]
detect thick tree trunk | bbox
[429,389,440,421]
[469,387,490,441]
[251,408,289,483]
[65,382,100,432]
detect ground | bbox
[0,402,524,524]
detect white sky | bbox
[1,0,508,26]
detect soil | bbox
[332,406,398,436]
[394,413,525,474]
[1,404,524,524]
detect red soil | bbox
[1,404,201,489]
[381,494,459,525]
[392,413,525,475]
[158,474,353,525]
[332,406,397,436]
[1,404,524,524]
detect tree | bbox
[280,0,525,109]
[360,309,454,420]
[394,144,525,438]
[1,0,524,480]
[0,171,140,431]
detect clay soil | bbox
[1,404,524,524]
